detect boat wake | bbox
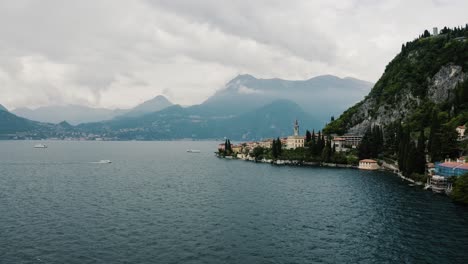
[89,160,112,164]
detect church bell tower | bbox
[294,119,299,136]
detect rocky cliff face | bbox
[347,91,419,135]
[428,65,466,104]
[347,64,466,135]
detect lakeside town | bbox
[216,120,468,196]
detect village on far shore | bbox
[216,120,468,195]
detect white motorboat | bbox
[34,144,48,148]
[187,149,201,153]
[90,160,112,164]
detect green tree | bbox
[251,147,265,161]
[423,29,431,38]
[398,126,410,174]
[414,130,426,174]
[451,174,468,205]
[321,136,332,162]
[310,130,317,155]
[272,139,278,159]
[276,137,282,157]
[305,130,312,143]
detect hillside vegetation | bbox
[324,25,468,177]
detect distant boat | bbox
[96,160,112,164]
[34,144,47,148]
[187,149,201,153]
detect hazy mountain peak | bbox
[0,104,8,112]
[12,105,126,125]
[116,95,173,119]
[58,121,73,127]
[227,74,257,85]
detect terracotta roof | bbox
[360,159,377,163]
[457,125,466,129]
[438,162,468,170]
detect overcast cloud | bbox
[0,0,466,110]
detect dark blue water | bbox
[1,141,467,263]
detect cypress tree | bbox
[272,139,278,159]
[428,109,442,162]
[311,130,317,155]
[358,128,371,159]
[405,142,417,176]
[277,137,282,156]
[305,130,312,144]
[224,139,228,156]
[414,130,426,174]
[398,126,410,174]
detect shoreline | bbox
[217,154,424,185]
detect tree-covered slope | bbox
[0,110,42,134]
[325,25,468,136]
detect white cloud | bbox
[237,86,263,95]
[0,0,466,109]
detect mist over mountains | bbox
[2,74,372,140]
[190,74,372,122]
[12,95,175,125]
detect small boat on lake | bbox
[187,149,201,153]
[34,144,48,148]
[90,160,112,164]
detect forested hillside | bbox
[324,25,468,177]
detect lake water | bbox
[1,141,467,263]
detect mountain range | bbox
[189,74,373,121]
[12,95,174,125]
[2,74,373,140]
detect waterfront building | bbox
[259,139,273,149]
[280,137,288,146]
[286,120,305,149]
[434,159,468,177]
[231,145,243,154]
[331,137,347,152]
[430,175,447,193]
[218,143,225,151]
[330,134,362,151]
[358,159,379,170]
[246,141,259,150]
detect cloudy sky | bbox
[0,0,466,110]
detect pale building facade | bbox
[259,139,273,149]
[358,159,379,170]
[331,137,347,152]
[286,120,305,149]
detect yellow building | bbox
[259,139,273,149]
[286,120,304,149]
[231,145,243,154]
